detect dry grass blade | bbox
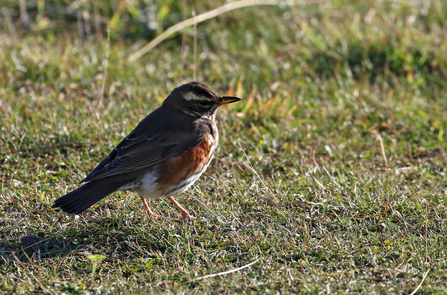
[238,143,278,204]
[190,258,261,282]
[128,0,323,62]
[322,165,341,189]
[409,270,429,295]
[189,194,226,223]
[378,134,388,168]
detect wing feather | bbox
[81,114,212,183]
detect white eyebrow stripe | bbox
[184,92,198,101]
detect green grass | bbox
[1,0,447,293]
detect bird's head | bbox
[163,81,241,118]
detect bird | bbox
[52,81,241,218]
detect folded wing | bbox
[81,118,211,183]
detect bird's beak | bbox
[219,96,241,105]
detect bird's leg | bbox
[168,196,193,218]
[140,197,158,218]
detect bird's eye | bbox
[197,100,211,107]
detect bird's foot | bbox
[148,212,159,218]
[182,211,195,219]
[141,197,159,218]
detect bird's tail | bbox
[52,181,123,215]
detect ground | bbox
[1,0,447,294]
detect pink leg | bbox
[140,197,158,218]
[168,196,192,218]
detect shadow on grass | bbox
[0,216,172,265]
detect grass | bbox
[1,0,447,293]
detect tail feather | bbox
[52,181,123,215]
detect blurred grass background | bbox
[1,0,447,294]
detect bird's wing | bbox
[81,119,211,183]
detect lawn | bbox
[1,0,447,293]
